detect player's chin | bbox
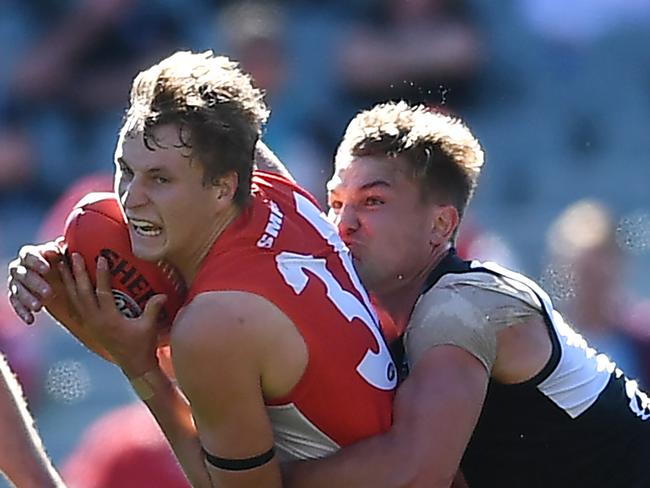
[352,259,373,283]
[130,237,166,262]
[350,250,367,270]
[355,259,386,291]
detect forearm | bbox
[283,429,422,488]
[285,347,487,488]
[0,355,64,488]
[128,367,214,488]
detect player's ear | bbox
[211,171,239,203]
[431,204,459,245]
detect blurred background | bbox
[1,0,650,486]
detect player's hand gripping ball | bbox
[62,192,186,359]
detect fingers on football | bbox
[8,292,34,325]
[8,279,43,313]
[142,294,168,323]
[7,266,42,311]
[18,245,52,275]
[9,262,52,302]
[70,253,98,312]
[95,256,115,310]
[58,258,82,315]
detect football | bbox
[62,192,186,360]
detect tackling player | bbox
[286,101,650,487]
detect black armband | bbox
[202,446,275,471]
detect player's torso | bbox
[188,172,396,460]
[415,257,650,487]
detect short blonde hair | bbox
[336,101,484,219]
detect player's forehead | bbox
[115,124,192,172]
[327,155,412,196]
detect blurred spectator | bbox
[456,216,521,271]
[217,1,335,203]
[520,0,650,46]
[38,173,113,242]
[542,199,650,385]
[10,0,183,111]
[62,401,189,488]
[336,0,483,110]
[219,2,288,98]
[0,0,185,257]
[62,346,187,488]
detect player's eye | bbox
[364,197,384,207]
[154,176,170,184]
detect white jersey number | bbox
[274,193,396,391]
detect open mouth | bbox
[129,218,163,237]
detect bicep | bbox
[171,300,282,488]
[393,345,488,487]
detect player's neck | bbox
[181,204,242,284]
[374,242,452,335]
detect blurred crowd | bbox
[1,0,650,486]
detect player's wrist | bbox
[126,366,173,401]
[118,349,160,377]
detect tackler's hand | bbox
[60,252,167,377]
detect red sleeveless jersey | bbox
[186,171,395,458]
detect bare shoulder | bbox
[171,291,289,353]
[170,291,308,399]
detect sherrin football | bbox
[62,192,186,360]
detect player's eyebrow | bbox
[116,157,166,174]
[358,180,392,191]
[329,180,392,196]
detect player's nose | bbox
[333,204,360,236]
[120,178,148,209]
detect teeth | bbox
[129,218,156,226]
[129,218,162,237]
[134,226,161,237]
